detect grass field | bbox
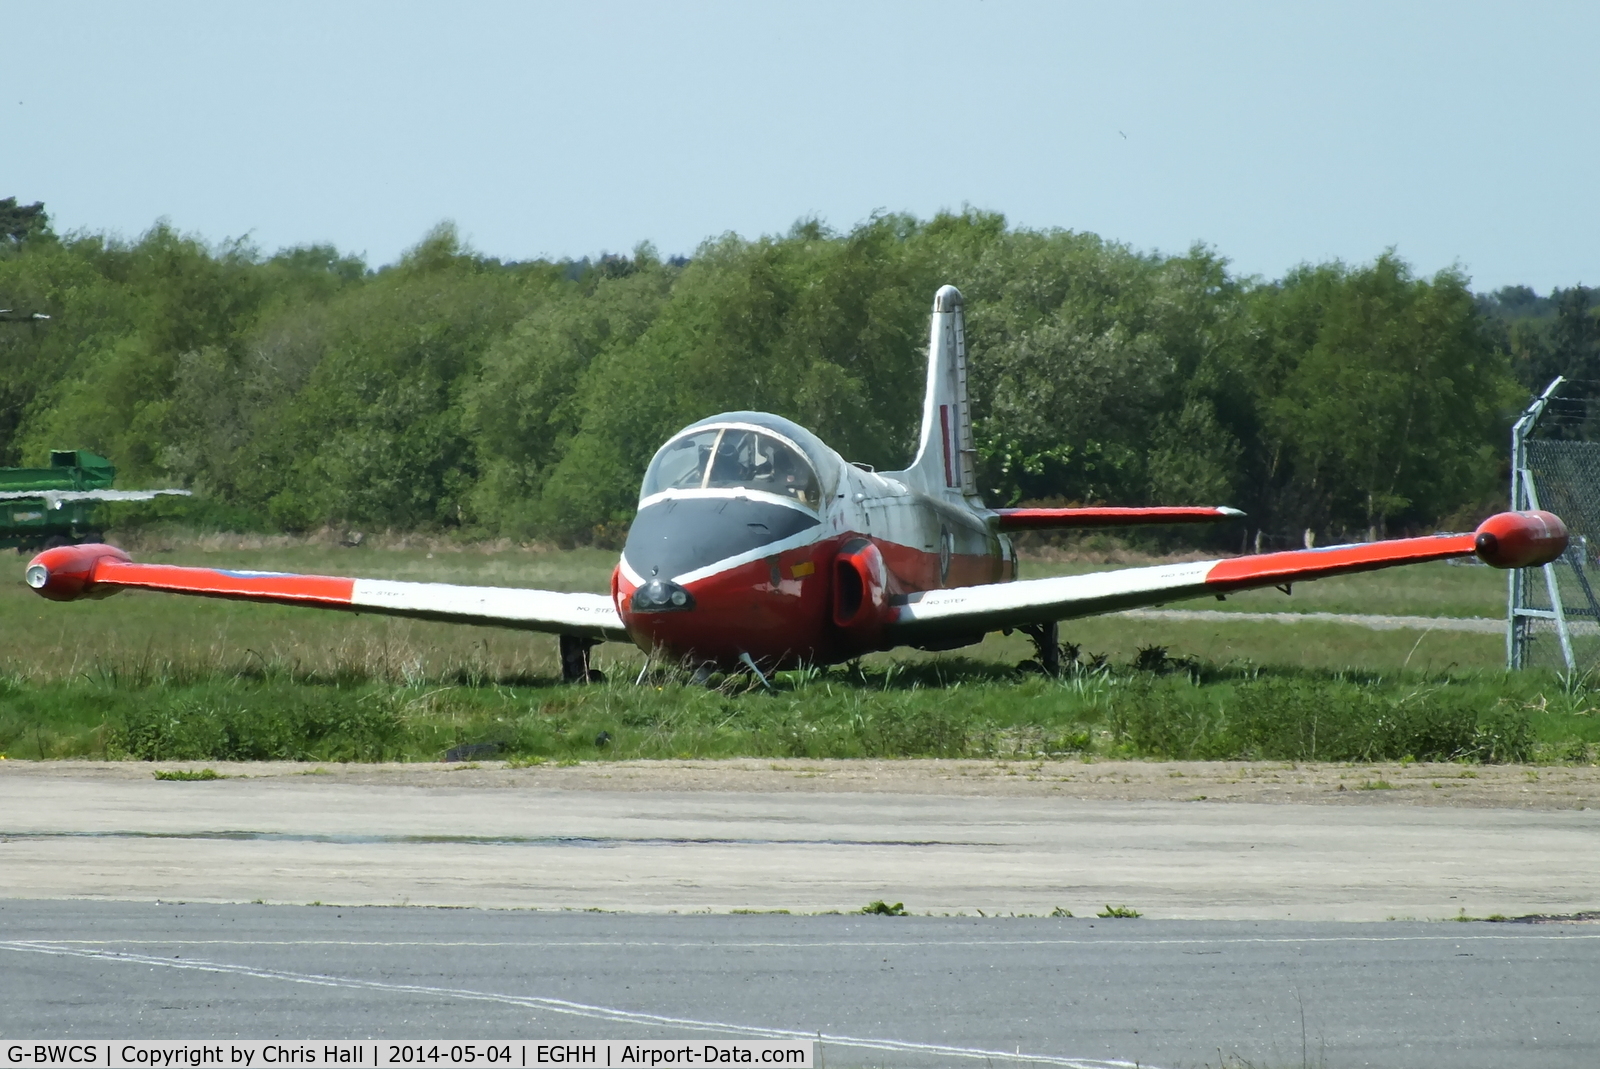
[1,535,1588,766]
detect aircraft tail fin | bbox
[899,285,978,499]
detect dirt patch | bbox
[5,757,1597,809]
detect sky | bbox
[3,1,1596,291]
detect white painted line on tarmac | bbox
[0,940,1156,1069]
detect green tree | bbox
[466,254,676,536]
[245,224,560,530]
[0,198,51,245]
[960,230,1250,509]
[1245,254,1517,537]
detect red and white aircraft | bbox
[25,286,1569,682]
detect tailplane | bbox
[894,285,978,499]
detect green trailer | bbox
[0,450,189,551]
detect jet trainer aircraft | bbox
[25,286,1569,683]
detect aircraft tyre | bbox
[1021,621,1061,676]
[558,634,600,684]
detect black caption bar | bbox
[4,1044,813,1069]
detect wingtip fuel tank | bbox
[1473,510,1568,569]
[25,542,130,601]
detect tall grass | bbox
[1,651,1594,764]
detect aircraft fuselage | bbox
[614,413,1013,669]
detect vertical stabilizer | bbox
[894,285,978,499]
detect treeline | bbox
[3,197,1595,546]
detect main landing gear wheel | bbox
[1021,621,1061,677]
[558,634,604,683]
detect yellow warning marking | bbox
[790,561,815,578]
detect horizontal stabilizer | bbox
[993,506,1244,532]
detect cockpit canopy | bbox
[641,423,822,510]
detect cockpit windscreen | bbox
[642,427,821,509]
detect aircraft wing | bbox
[0,489,192,504]
[991,505,1243,531]
[889,511,1566,648]
[24,543,626,641]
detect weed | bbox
[859,900,907,916]
[1049,906,1073,918]
[152,768,222,781]
[1133,645,1172,673]
[1555,739,1593,763]
[1097,904,1142,918]
[1358,780,1394,790]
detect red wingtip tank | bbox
[1473,511,1568,569]
[24,543,131,601]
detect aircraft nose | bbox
[622,497,819,583]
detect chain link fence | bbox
[1510,379,1600,670]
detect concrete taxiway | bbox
[2,901,1597,1069]
[3,762,1599,919]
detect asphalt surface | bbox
[1,901,1596,1069]
[5,768,1600,920]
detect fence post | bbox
[1508,376,1568,670]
